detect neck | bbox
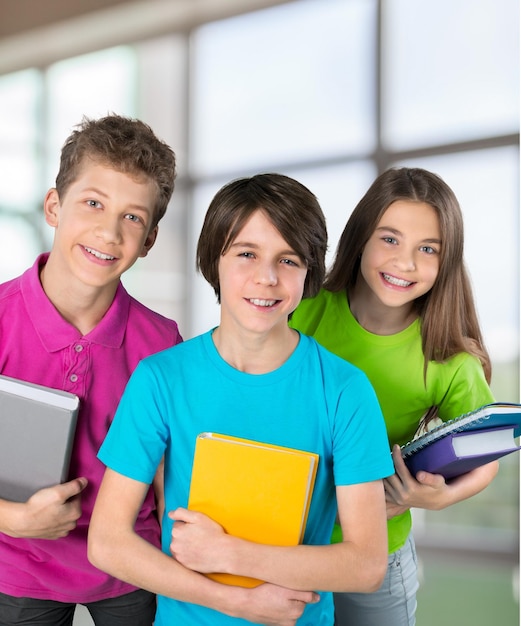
[212,325,299,374]
[40,256,117,336]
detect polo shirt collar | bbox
[21,253,130,352]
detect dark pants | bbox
[0,589,155,626]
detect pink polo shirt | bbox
[0,253,182,602]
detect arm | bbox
[170,480,388,593]
[0,477,87,539]
[88,468,318,626]
[384,444,499,517]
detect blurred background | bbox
[0,1,519,624]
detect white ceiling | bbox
[0,0,146,38]
[0,0,292,74]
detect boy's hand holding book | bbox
[170,507,229,574]
[169,505,320,624]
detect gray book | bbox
[0,374,79,502]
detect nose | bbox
[393,247,416,271]
[95,214,122,245]
[254,261,278,285]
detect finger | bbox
[384,484,401,504]
[59,477,88,500]
[168,507,198,523]
[307,591,320,604]
[391,444,406,469]
[415,470,446,488]
[383,480,394,495]
[383,474,399,488]
[383,474,403,495]
[384,489,397,501]
[285,589,320,605]
[392,446,414,481]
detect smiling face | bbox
[359,200,442,312]
[43,159,159,294]
[218,209,308,338]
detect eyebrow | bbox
[82,185,110,199]
[229,241,301,256]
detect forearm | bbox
[153,459,166,527]
[89,523,320,623]
[88,524,247,616]
[0,499,24,537]
[171,481,388,593]
[219,536,386,593]
[89,469,319,623]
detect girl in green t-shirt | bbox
[290,166,496,626]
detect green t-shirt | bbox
[290,288,494,553]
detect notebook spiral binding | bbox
[401,410,492,457]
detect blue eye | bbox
[420,245,436,254]
[125,214,142,223]
[87,199,102,208]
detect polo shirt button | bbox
[75,344,83,352]
[70,374,78,382]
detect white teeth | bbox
[250,298,276,307]
[383,273,412,287]
[85,247,115,261]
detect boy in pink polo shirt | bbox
[0,115,182,625]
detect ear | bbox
[139,225,159,258]
[43,189,61,227]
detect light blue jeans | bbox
[334,533,419,626]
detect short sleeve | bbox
[437,353,494,421]
[332,368,394,486]
[98,359,168,484]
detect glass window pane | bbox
[191,0,377,176]
[0,69,40,144]
[0,69,41,213]
[279,161,378,267]
[45,46,137,185]
[382,0,520,149]
[135,35,189,177]
[0,151,40,213]
[189,181,224,338]
[0,215,42,282]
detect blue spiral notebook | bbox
[401,403,521,479]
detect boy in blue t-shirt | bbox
[89,173,394,625]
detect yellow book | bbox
[187,432,319,587]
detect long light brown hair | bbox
[324,167,491,382]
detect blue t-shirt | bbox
[99,330,393,625]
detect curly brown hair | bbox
[55,114,176,228]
